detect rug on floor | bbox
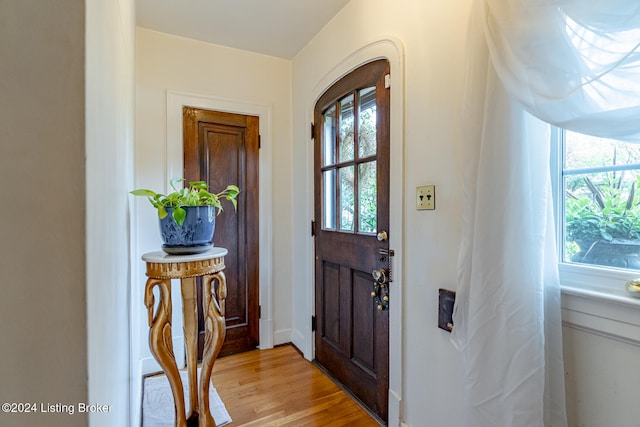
[142,369,232,427]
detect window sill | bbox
[560,263,640,345]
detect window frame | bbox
[551,126,640,299]
[319,85,379,236]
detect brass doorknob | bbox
[377,231,388,242]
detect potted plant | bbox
[131,178,240,254]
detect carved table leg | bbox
[198,272,227,427]
[180,277,199,422]
[144,278,187,427]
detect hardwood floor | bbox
[211,344,381,426]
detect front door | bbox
[313,59,391,422]
[183,107,260,357]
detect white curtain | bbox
[483,0,640,141]
[451,0,640,426]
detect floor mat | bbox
[142,369,231,426]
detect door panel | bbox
[314,59,390,422]
[352,269,375,373]
[321,261,341,348]
[184,107,259,358]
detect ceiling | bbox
[135,0,352,59]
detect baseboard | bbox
[259,318,274,349]
[130,360,143,427]
[273,328,292,346]
[291,327,313,360]
[140,356,159,376]
[388,388,402,427]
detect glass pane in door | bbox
[339,166,355,231]
[358,87,377,158]
[339,94,355,162]
[323,105,336,166]
[323,169,336,229]
[358,161,377,233]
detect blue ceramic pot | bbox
[159,206,215,254]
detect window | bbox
[321,86,378,234]
[557,129,640,272]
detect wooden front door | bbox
[184,107,259,357]
[313,59,391,422]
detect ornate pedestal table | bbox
[142,248,228,427]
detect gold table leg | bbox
[181,277,199,422]
[144,278,187,427]
[198,271,227,427]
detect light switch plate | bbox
[416,185,435,210]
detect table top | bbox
[142,247,228,263]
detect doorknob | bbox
[376,231,388,242]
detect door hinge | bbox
[311,122,316,139]
[385,74,391,89]
[311,315,316,332]
[311,219,316,236]
[259,305,262,319]
[258,135,261,149]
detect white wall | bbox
[563,325,640,427]
[134,27,294,401]
[0,0,134,426]
[86,0,136,425]
[292,1,470,425]
[0,2,87,426]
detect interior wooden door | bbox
[184,107,259,358]
[313,59,391,422]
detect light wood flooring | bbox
[211,344,381,426]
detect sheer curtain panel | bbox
[483,0,640,141]
[451,0,640,425]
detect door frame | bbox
[166,91,275,351]
[304,37,405,426]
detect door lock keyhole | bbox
[372,268,388,284]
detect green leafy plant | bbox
[130,178,240,227]
[566,176,640,259]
